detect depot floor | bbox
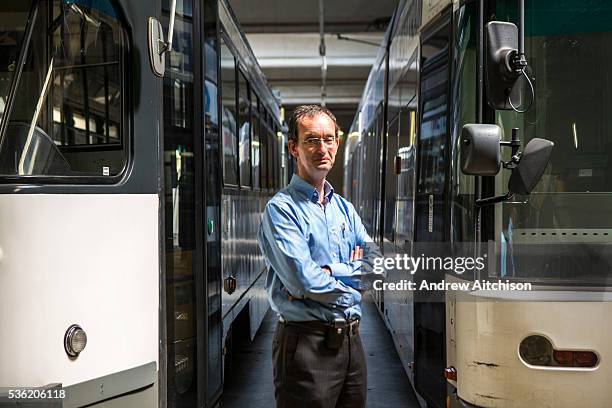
[221,297,420,408]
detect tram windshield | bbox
[0,0,126,178]
[0,2,33,123]
[493,0,612,286]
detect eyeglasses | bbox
[302,137,337,148]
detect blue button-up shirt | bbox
[257,174,382,323]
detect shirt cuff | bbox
[327,261,361,277]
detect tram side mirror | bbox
[508,138,554,195]
[148,18,166,77]
[148,0,178,78]
[461,123,555,206]
[486,22,522,110]
[461,124,501,176]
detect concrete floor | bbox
[222,298,420,407]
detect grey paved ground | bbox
[221,298,420,407]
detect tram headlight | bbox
[64,324,87,357]
[519,335,552,366]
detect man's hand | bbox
[350,245,364,262]
[351,245,368,294]
[287,266,332,301]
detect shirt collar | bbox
[289,174,335,203]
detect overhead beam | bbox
[274,82,367,105]
[245,32,383,69]
[258,57,375,68]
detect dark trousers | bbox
[272,321,367,408]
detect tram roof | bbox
[348,0,401,136]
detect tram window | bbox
[398,50,418,151]
[351,142,362,207]
[0,2,31,124]
[275,124,279,188]
[277,125,282,188]
[418,74,448,195]
[262,111,268,189]
[238,69,251,188]
[264,114,270,190]
[0,0,127,178]
[388,82,401,127]
[384,114,399,241]
[361,125,373,232]
[374,110,384,232]
[220,36,238,186]
[490,1,612,284]
[280,129,287,186]
[272,123,278,189]
[451,2,476,243]
[361,107,383,234]
[265,111,274,189]
[251,95,260,189]
[204,39,218,126]
[162,0,199,404]
[268,114,275,189]
[394,53,418,242]
[396,109,416,242]
[202,0,223,396]
[259,108,268,190]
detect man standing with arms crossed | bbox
[258,105,381,408]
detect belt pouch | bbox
[325,317,346,350]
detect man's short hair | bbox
[288,105,339,142]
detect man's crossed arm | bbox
[258,201,362,308]
[324,203,384,291]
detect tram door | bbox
[413,10,452,408]
[202,0,224,403]
[162,0,222,406]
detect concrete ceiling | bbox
[228,0,398,128]
[229,0,396,34]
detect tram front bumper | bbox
[448,391,480,408]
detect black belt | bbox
[280,318,360,335]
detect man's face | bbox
[288,113,339,181]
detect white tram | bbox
[345,0,612,406]
[0,0,288,406]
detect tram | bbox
[0,0,287,406]
[345,0,612,407]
